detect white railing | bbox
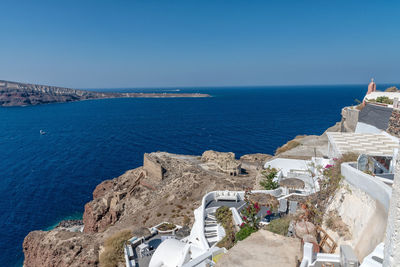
[198,192,217,250]
[230,207,243,226]
[277,192,309,201]
[152,221,182,234]
[300,242,342,267]
[181,247,227,267]
[124,244,135,267]
[341,162,392,212]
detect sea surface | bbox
[0,85,382,266]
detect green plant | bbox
[376,96,393,104]
[241,191,261,230]
[99,230,132,267]
[260,167,279,190]
[235,224,257,241]
[217,230,236,249]
[307,153,358,225]
[216,206,231,224]
[265,216,291,236]
[215,206,236,249]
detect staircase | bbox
[204,212,219,247]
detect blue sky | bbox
[0,0,399,88]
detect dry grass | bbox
[215,206,236,249]
[305,153,358,226]
[176,204,184,210]
[158,223,176,231]
[183,215,190,225]
[325,211,351,239]
[264,216,292,236]
[99,230,132,267]
[385,86,399,92]
[275,140,301,155]
[355,103,364,110]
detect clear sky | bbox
[0,0,399,88]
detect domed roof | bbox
[149,239,187,267]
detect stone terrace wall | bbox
[143,153,164,182]
[341,107,359,132]
[387,109,400,138]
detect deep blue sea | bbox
[0,85,384,266]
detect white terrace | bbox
[264,157,332,195]
[327,132,399,158]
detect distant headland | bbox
[0,80,210,107]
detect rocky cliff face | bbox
[0,80,102,106]
[387,109,400,138]
[23,151,260,266]
[0,80,210,107]
[23,230,100,267]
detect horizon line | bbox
[2,78,399,90]
[82,82,400,90]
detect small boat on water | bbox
[40,130,46,135]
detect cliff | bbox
[21,103,356,266]
[23,151,263,266]
[0,80,210,107]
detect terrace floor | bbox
[215,230,302,267]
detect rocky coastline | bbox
[0,80,210,107]
[22,151,272,266]
[22,108,355,266]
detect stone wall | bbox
[341,107,359,132]
[324,181,387,260]
[201,150,241,176]
[143,153,164,182]
[387,109,400,138]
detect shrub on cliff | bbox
[234,192,262,242]
[306,153,358,225]
[376,96,393,104]
[385,86,399,92]
[215,206,236,249]
[260,167,279,190]
[99,230,132,267]
[235,224,257,241]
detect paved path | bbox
[215,230,301,267]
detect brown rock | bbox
[23,151,261,266]
[240,153,272,163]
[23,230,99,267]
[92,180,114,199]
